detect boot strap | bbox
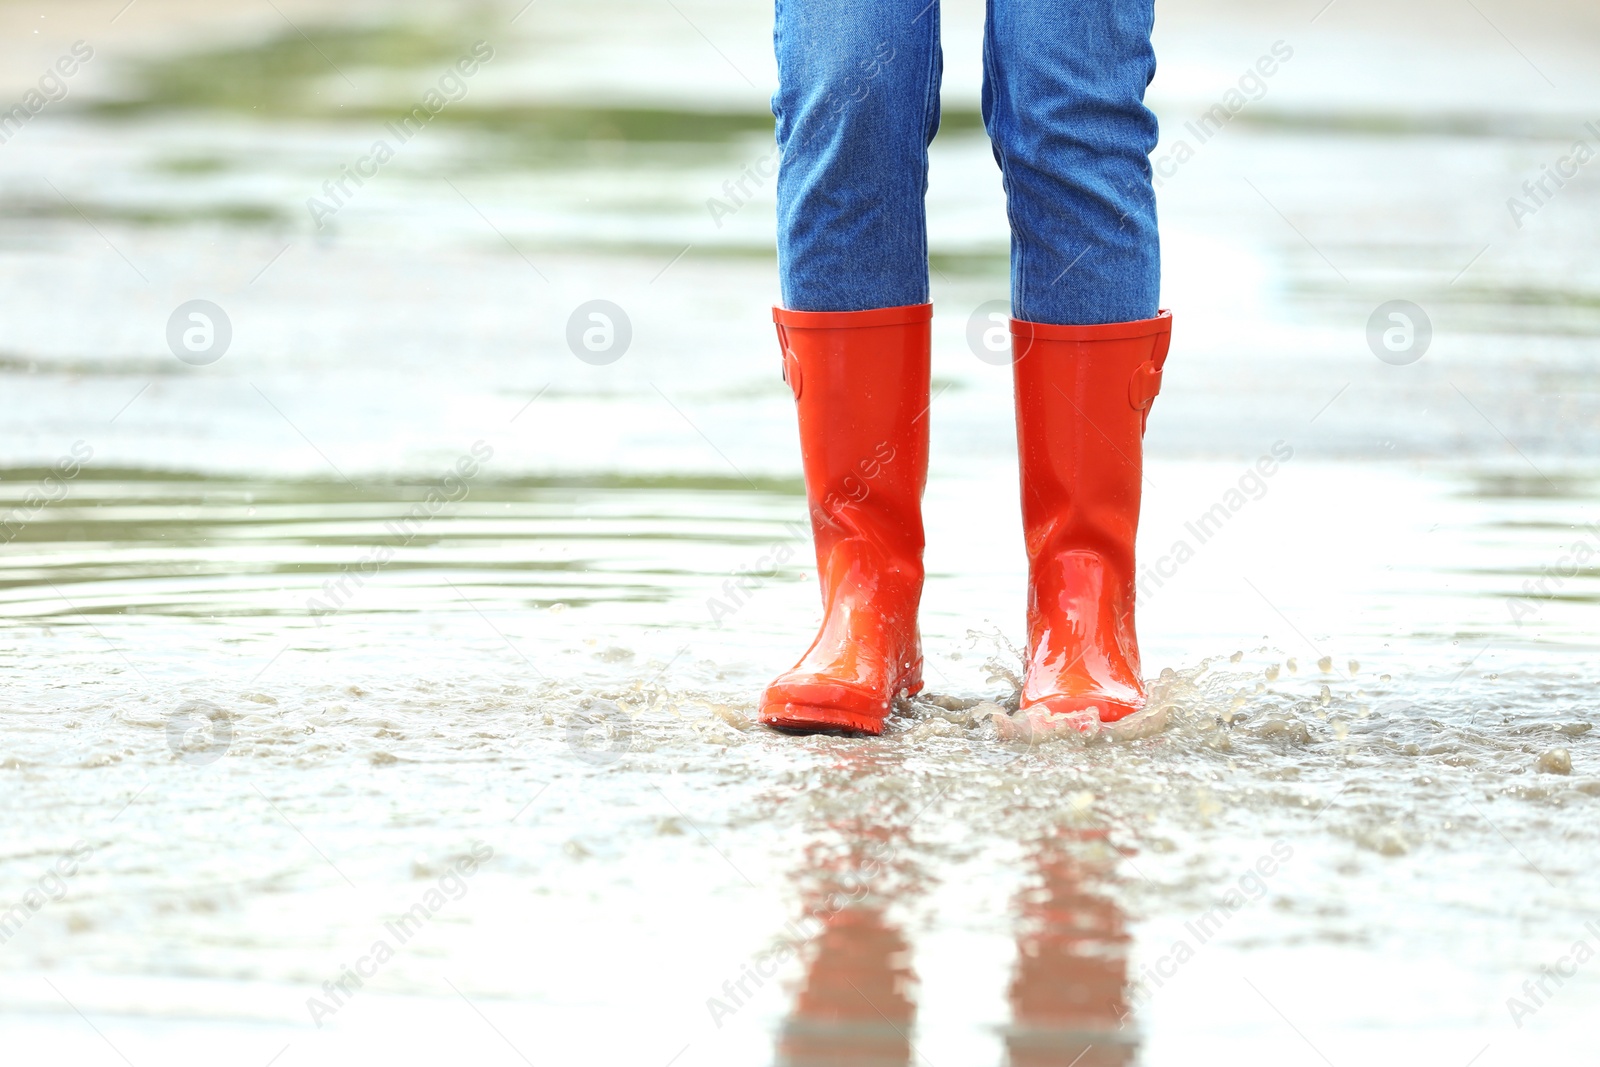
[1128,316,1173,416]
[1129,360,1163,411]
[775,324,804,400]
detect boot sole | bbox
[760,702,886,736]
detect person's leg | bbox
[984,0,1171,731]
[774,0,943,311]
[982,0,1159,324]
[762,0,942,735]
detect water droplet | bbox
[1537,748,1573,775]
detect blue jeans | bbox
[773,0,1160,325]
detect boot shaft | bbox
[773,304,932,587]
[1010,312,1172,572]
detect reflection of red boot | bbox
[1005,841,1137,1067]
[761,304,931,736]
[776,907,916,1067]
[1010,313,1173,730]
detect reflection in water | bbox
[775,820,917,1067]
[774,819,1137,1066]
[774,905,916,1067]
[1005,834,1137,1067]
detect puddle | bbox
[2,1,1600,1063]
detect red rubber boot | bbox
[1009,312,1172,732]
[760,303,931,736]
